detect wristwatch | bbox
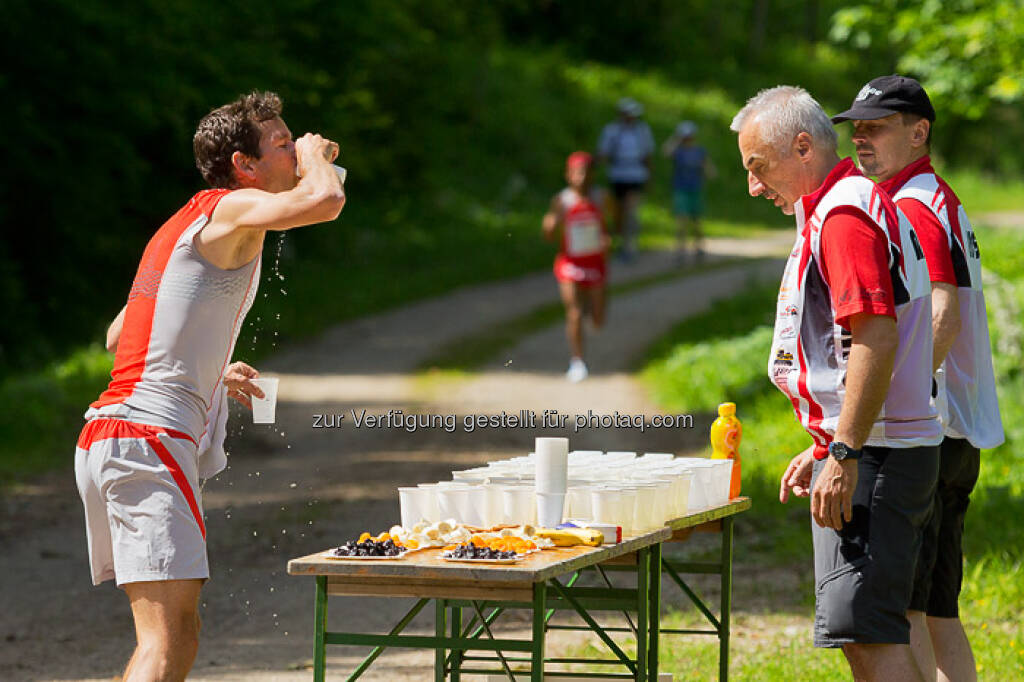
[828,441,863,461]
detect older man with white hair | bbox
[731,86,942,681]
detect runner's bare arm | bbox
[931,282,961,371]
[812,312,898,529]
[205,134,344,237]
[106,305,127,353]
[541,195,562,241]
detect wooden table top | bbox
[287,498,751,585]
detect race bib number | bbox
[567,220,602,256]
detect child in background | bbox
[663,121,716,263]
[542,152,609,382]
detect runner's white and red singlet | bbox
[881,156,1004,448]
[770,159,942,458]
[89,189,260,477]
[553,187,607,287]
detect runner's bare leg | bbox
[928,616,977,682]
[558,280,585,359]
[123,579,204,682]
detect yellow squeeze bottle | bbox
[710,402,742,498]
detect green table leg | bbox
[637,547,649,682]
[649,541,662,681]
[314,576,327,682]
[435,599,447,682]
[531,582,547,682]
[720,516,734,682]
[450,603,463,681]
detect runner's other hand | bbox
[810,457,858,530]
[224,361,263,409]
[779,446,814,503]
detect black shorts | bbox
[909,436,980,617]
[810,444,939,648]
[611,181,644,200]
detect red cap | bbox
[566,151,592,171]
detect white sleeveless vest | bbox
[771,172,942,451]
[893,173,1004,449]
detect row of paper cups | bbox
[398,458,733,535]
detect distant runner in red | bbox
[542,152,609,382]
[835,74,1004,682]
[75,91,345,681]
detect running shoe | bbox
[566,357,589,383]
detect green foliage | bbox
[641,228,1024,677]
[831,1,1024,119]
[0,346,112,484]
[643,282,778,412]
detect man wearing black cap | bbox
[733,85,941,681]
[834,75,1004,682]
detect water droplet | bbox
[504,359,513,367]
[289,482,297,488]
[253,531,258,537]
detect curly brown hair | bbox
[193,91,283,188]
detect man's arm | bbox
[106,305,127,353]
[812,312,898,529]
[204,134,344,237]
[541,195,562,242]
[197,134,344,269]
[896,198,960,370]
[931,282,961,371]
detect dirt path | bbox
[0,235,792,682]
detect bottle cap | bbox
[717,402,736,416]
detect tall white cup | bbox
[251,377,279,424]
[535,437,569,493]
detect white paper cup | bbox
[398,487,424,529]
[536,492,566,528]
[618,488,638,536]
[632,485,658,533]
[708,460,735,506]
[501,486,536,525]
[437,485,472,524]
[566,486,594,520]
[590,487,618,527]
[416,483,441,523]
[479,484,504,528]
[467,485,493,527]
[536,437,569,493]
[250,377,279,424]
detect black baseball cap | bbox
[831,75,936,124]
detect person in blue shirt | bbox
[663,121,716,263]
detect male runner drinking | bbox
[75,91,344,681]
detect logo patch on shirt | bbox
[774,349,794,367]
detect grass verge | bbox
[636,228,1024,677]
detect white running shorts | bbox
[74,418,208,586]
